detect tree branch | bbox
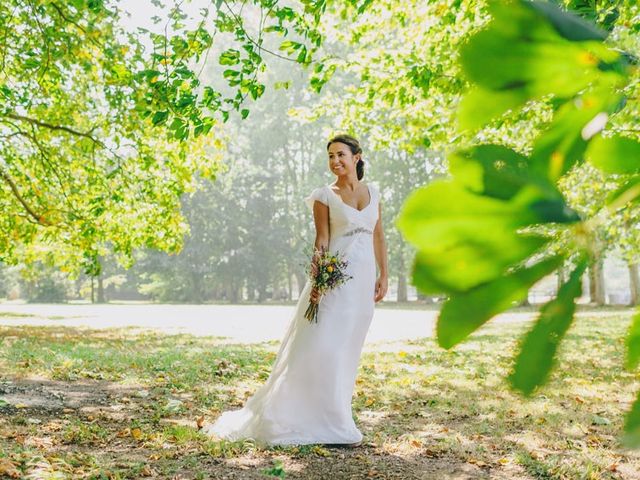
[3,113,105,147]
[0,166,52,226]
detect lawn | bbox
[1,312,639,479]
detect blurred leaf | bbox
[457,86,528,131]
[411,232,549,294]
[624,390,640,448]
[527,1,607,41]
[449,145,545,200]
[437,255,565,349]
[586,134,640,175]
[625,310,640,370]
[530,85,623,181]
[509,257,587,395]
[398,177,577,293]
[607,176,640,210]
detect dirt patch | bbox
[0,376,145,416]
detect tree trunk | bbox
[629,262,640,306]
[397,244,407,302]
[589,258,606,305]
[397,274,408,302]
[97,273,105,303]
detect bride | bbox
[202,133,389,447]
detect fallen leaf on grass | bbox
[0,458,21,478]
[131,427,143,440]
[140,465,155,477]
[311,445,331,457]
[196,415,205,429]
[424,449,440,458]
[467,458,488,468]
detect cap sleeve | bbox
[368,182,379,201]
[304,186,329,210]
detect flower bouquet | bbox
[303,245,352,323]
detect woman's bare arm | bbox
[373,202,388,302]
[310,200,330,303]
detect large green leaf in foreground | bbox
[509,258,588,395]
[398,0,640,445]
[436,255,565,349]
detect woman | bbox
[202,133,388,447]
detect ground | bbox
[0,305,639,479]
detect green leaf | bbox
[625,309,640,370]
[219,49,240,65]
[436,255,564,349]
[459,0,624,116]
[624,390,640,448]
[607,176,640,210]
[530,85,622,181]
[585,134,640,175]
[397,178,576,292]
[457,86,528,131]
[508,258,587,396]
[526,1,607,41]
[449,145,541,200]
[410,232,549,294]
[151,110,168,125]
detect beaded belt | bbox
[342,226,373,237]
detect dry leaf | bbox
[196,415,205,429]
[0,458,20,479]
[140,465,154,477]
[131,427,143,440]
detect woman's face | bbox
[328,142,359,177]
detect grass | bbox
[0,312,639,479]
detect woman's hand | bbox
[374,275,388,302]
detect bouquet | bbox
[303,245,352,323]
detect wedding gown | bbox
[202,182,380,446]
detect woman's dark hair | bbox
[327,134,365,180]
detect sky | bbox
[117,0,211,38]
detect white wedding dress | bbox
[202,182,380,446]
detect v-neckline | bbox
[328,183,372,213]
